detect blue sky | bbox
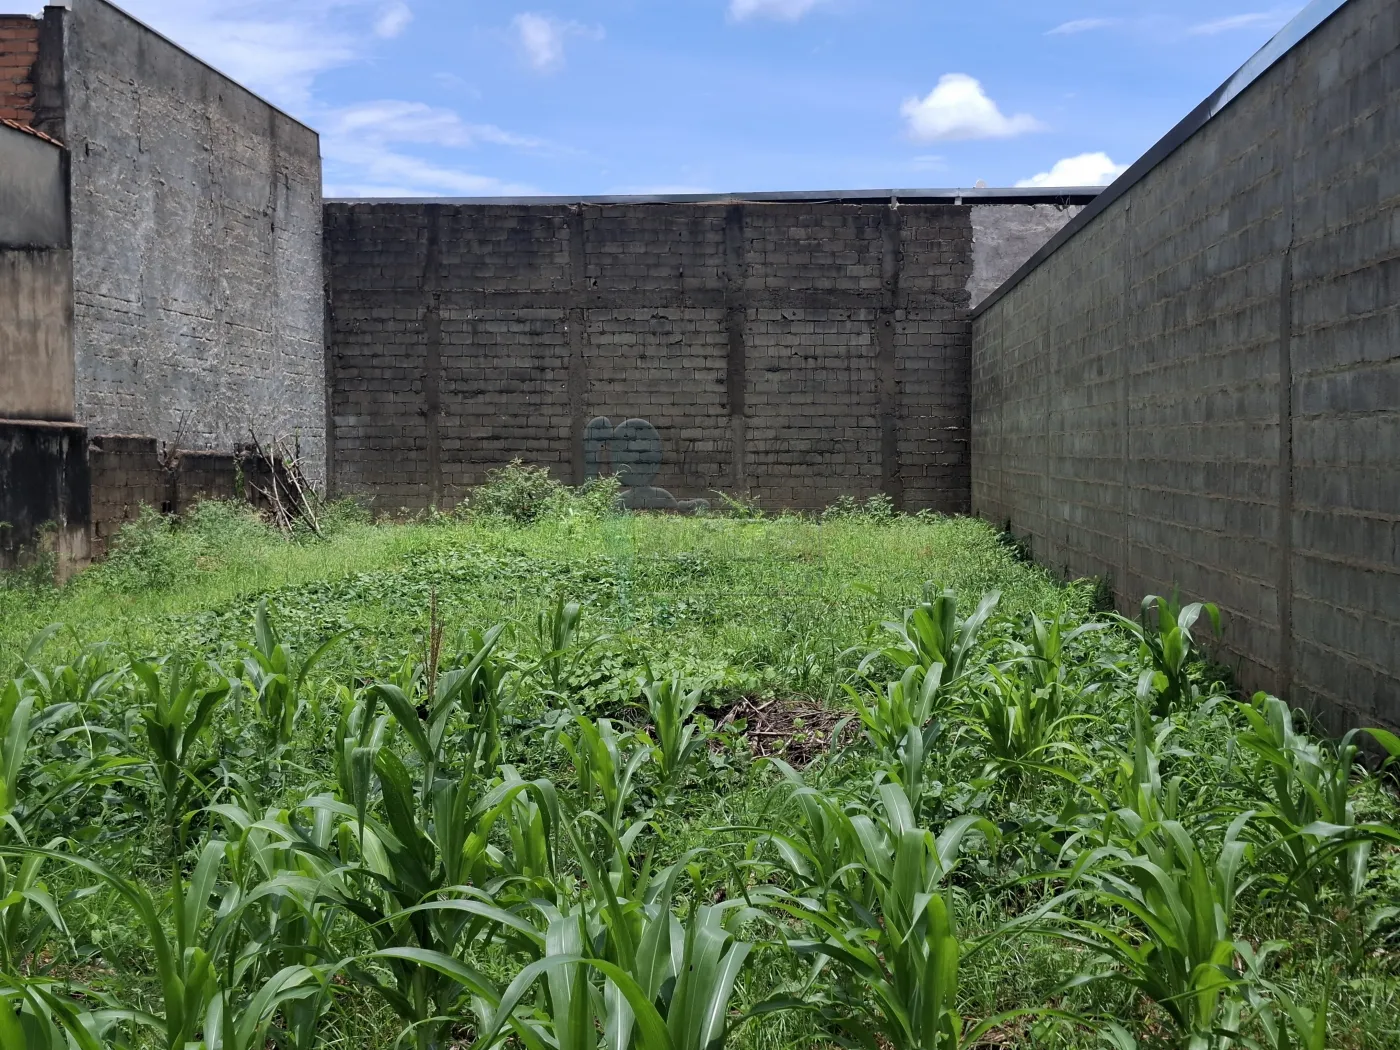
[83,0,1302,197]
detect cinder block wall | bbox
[971,0,1400,731]
[20,0,327,486]
[88,436,244,556]
[325,197,1081,512]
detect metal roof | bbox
[325,187,1102,207]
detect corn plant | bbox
[210,799,342,1049]
[20,635,125,712]
[370,624,508,803]
[334,685,390,847]
[558,713,651,889]
[863,586,1002,687]
[0,844,331,1050]
[133,657,231,851]
[969,664,1082,777]
[532,593,605,696]
[1047,814,1257,1049]
[879,718,942,822]
[1234,693,1381,910]
[770,801,1017,1050]
[640,673,706,802]
[0,840,231,1049]
[850,662,950,760]
[300,753,561,1050]
[393,852,757,1050]
[0,846,75,975]
[0,681,65,842]
[1021,610,1105,691]
[1111,594,1220,720]
[239,599,344,751]
[733,758,870,905]
[0,972,131,1050]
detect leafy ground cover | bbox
[0,476,1397,1050]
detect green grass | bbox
[1,500,1074,693]
[0,493,1396,1050]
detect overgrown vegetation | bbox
[0,481,1397,1050]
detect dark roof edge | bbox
[325,187,1102,207]
[970,0,1353,321]
[74,0,318,139]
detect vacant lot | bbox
[1,487,1396,1049]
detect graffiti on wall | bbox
[583,417,709,512]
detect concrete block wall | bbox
[325,197,1076,513]
[87,437,243,555]
[3,0,328,486]
[88,435,167,556]
[971,0,1400,731]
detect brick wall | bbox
[0,15,38,125]
[971,0,1400,731]
[325,197,1072,513]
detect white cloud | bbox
[1015,151,1129,187]
[513,12,602,73]
[322,100,543,149]
[908,154,948,172]
[374,2,412,38]
[94,2,543,199]
[322,153,534,198]
[729,0,825,22]
[114,0,374,109]
[1047,17,1119,35]
[320,99,545,196]
[900,74,1044,143]
[1187,9,1299,35]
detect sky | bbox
[42,0,1304,197]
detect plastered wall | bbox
[0,121,71,421]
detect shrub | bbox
[99,506,194,593]
[821,492,897,523]
[463,460,620,524]
[317,497,373,536]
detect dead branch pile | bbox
[243,430,322,537]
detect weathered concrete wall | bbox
[0,419,89,572]
[966,204,1082,310]
[0,250,73,420]
[0,121,72,421]
[43,0,326,483]
[325,195,1081,512]
[971,0,1400,731]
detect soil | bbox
[707,694,858,766]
